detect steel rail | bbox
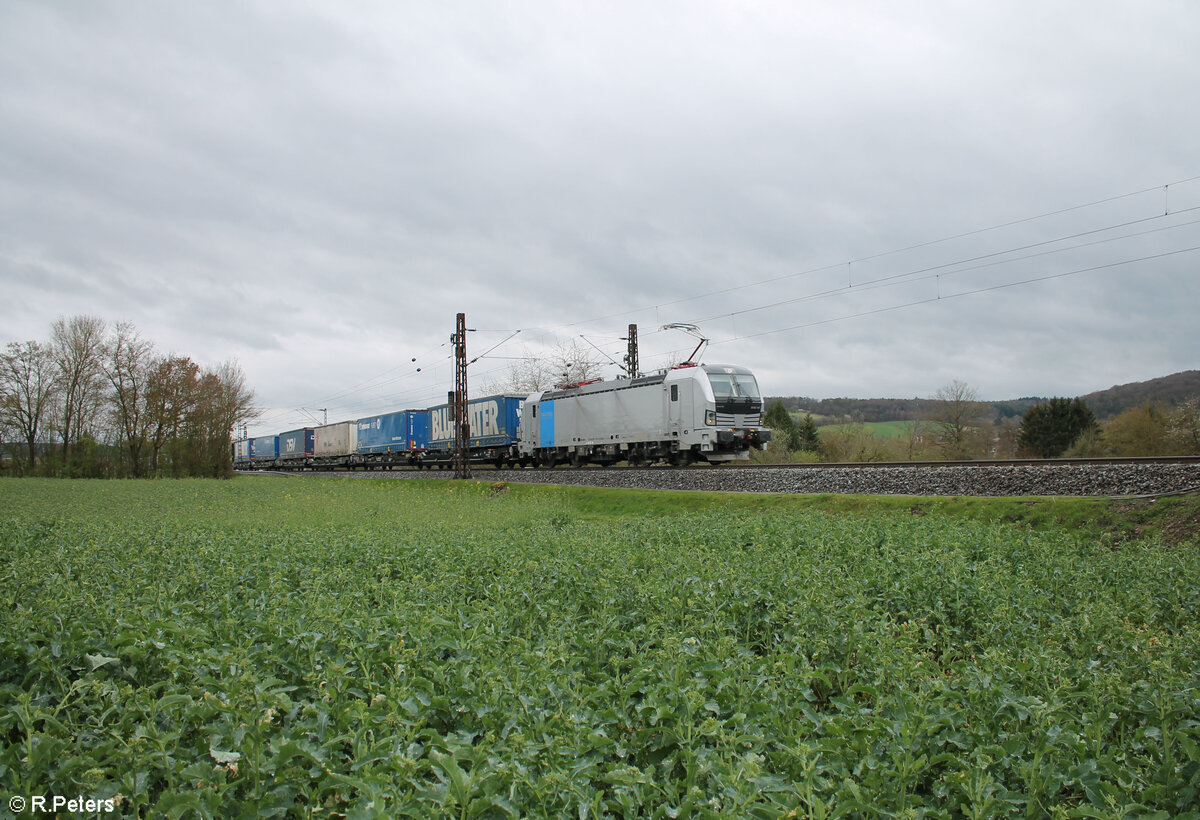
[515,455,1200,472]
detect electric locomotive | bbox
[518,363,771,467]
[234,363,771,470]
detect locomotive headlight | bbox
[705,410,716,425]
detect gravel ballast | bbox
[297,462,1200,497]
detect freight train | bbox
[233,363,771,470]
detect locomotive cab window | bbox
[706,369,763,414]
[707,373,761,399]
[709,376,734,398]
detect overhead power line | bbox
[546,173,1200,335]
[683,209,1200,329]
[705,245,1200,346]
[253,174,1199,429]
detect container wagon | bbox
[356,409,430,468]
[425,393,525,467]
[232,438,253,467]
[252,435,279,466]
[313,421,358,468]
[277,428,315,468]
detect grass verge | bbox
[489,479,1200,548]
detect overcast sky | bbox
[3,1,1198,434]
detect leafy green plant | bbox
[1,477,1197,817]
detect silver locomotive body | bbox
[519,363,771,466]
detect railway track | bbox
[267,456,1200,498]
[716,455,1200,470]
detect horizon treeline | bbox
[0,315,257,477]
[770,369,1200,425]
[756,379,1200,464]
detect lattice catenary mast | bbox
[452,312,471,479]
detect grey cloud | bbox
[2,1,1198,432]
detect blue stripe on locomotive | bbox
[427,394,524,448]
[278,428,314,458]
[251,435,278,460]
[539,399,555,447]
[357,410,430,453]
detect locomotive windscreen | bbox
[705,369,762,414]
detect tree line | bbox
[758,379,1200,463]
[773,370,1200,428]
[1077,370,1200,419]
[0,316,257,477]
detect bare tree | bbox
[0,340,57,471]
[103,321,156,477]
[1158,398,1200,456]
[4,316,265,478]
[492,347,556,393]
[490,341,602,393]
[50,315,107,466]
[928,379,985,460]
[209,360,257,432]
[191,360,258,476]
[146,355,200,476]
[903,417,928,460]
[553,340,603,384]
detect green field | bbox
[2,477,1198,818]
[816,420,917,439]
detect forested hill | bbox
[1079,370,1200,418]
[769,370,1199,424]
[766,396,1044,424]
